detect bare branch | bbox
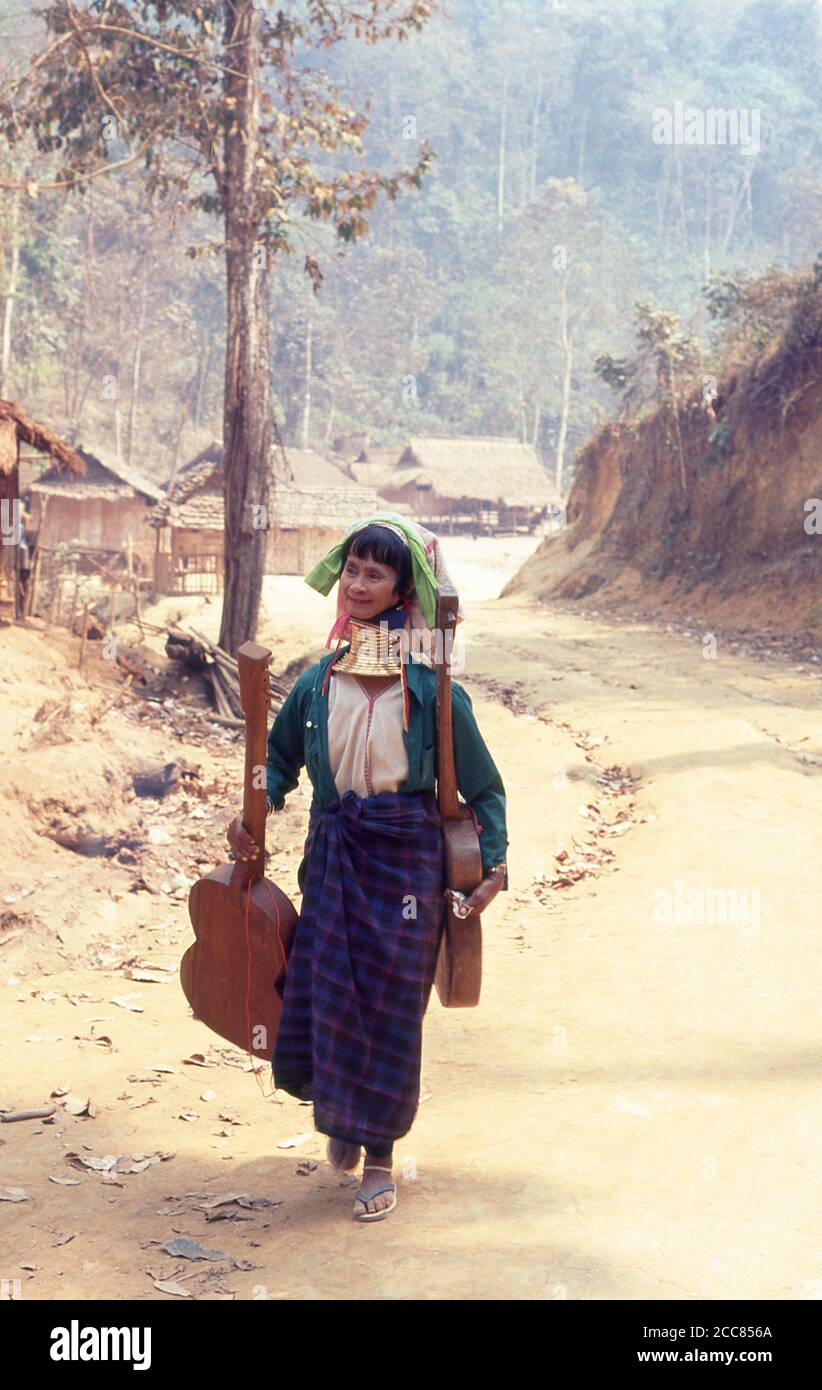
[63,0,127,131]
[0,123,169,192]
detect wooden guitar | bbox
[433,589,484,1007]
[180,641,299,1055]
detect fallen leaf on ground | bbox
[66,1151,174,1175]
[153,1279,191,1298]
[199,1193,278,1211]
[122,1153,175,1173]
[160,1238,228,1262]
[64,1096,96,1117]
[276,1133,312,1149]
[49,1176,82,1186]
[296,1161,317,1176]
[0,1188,27,1202]
[111,995,144,1013]
[66,1153,117,1173]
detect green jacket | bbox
[266,647,508,893]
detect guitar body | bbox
[434,810,484,1007]
[180,642,299,1056]
[181,864,298,1056]
[433,591,485,1009]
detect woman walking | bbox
[227,513,508,1221]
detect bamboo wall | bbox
[29,493,157,569]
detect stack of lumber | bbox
[165,627,288,727]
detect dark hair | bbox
[341,524,414,600]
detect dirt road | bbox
[1,547,820,1301]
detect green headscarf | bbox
[304,511,439,628]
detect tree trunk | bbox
[497,72,508,236]
[194,325,211,432]
[555,273,573,496]
[720,163,754,258]
[666,349,687,494]
[113,293,124,461]
[300,308,312,448]
[576,106,587,184]
[703,164,712,282]
[168,398,190,486]
[126,265,149,467]
[323,375,337,447]
[657,149,671,236]
[0,185,21,396]
[675,149,689,251]
[219,0,273,656]
[530,74,542,200]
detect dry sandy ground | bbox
[1,537,820,1302]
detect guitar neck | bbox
[435,592,462,822]
[236,642,271,885]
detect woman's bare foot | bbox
[326,1137,361,1172]
[352,1158,396,1220]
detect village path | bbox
[1,538,820,1301]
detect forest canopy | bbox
[0,0,819,493]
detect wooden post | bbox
[24,543,42,618]
[78,604,89,669]
[68,573,79,635]
[48,565,59,628]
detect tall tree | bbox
[1,0,434,652]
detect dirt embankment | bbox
[506,287,822,637]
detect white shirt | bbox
[326,672,409,798]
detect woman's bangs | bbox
[345,525,412,592]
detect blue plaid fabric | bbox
[272,787,444,1146]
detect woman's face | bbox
[340,549,401,621]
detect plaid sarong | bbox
[272,787,444,1147]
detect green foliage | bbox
[0,0,820,483]
[595,302,702,416]
[703,266,814,363]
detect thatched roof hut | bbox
[152,443,223,531]
[29,452,163,504]
[350,435,556,531]
[151,442,386,591]
[0,399,87,618]
[27,447,163,578]
[0,399,86,481]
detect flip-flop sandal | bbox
[353,1166,397,1222]
[326,1137,361,1173]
